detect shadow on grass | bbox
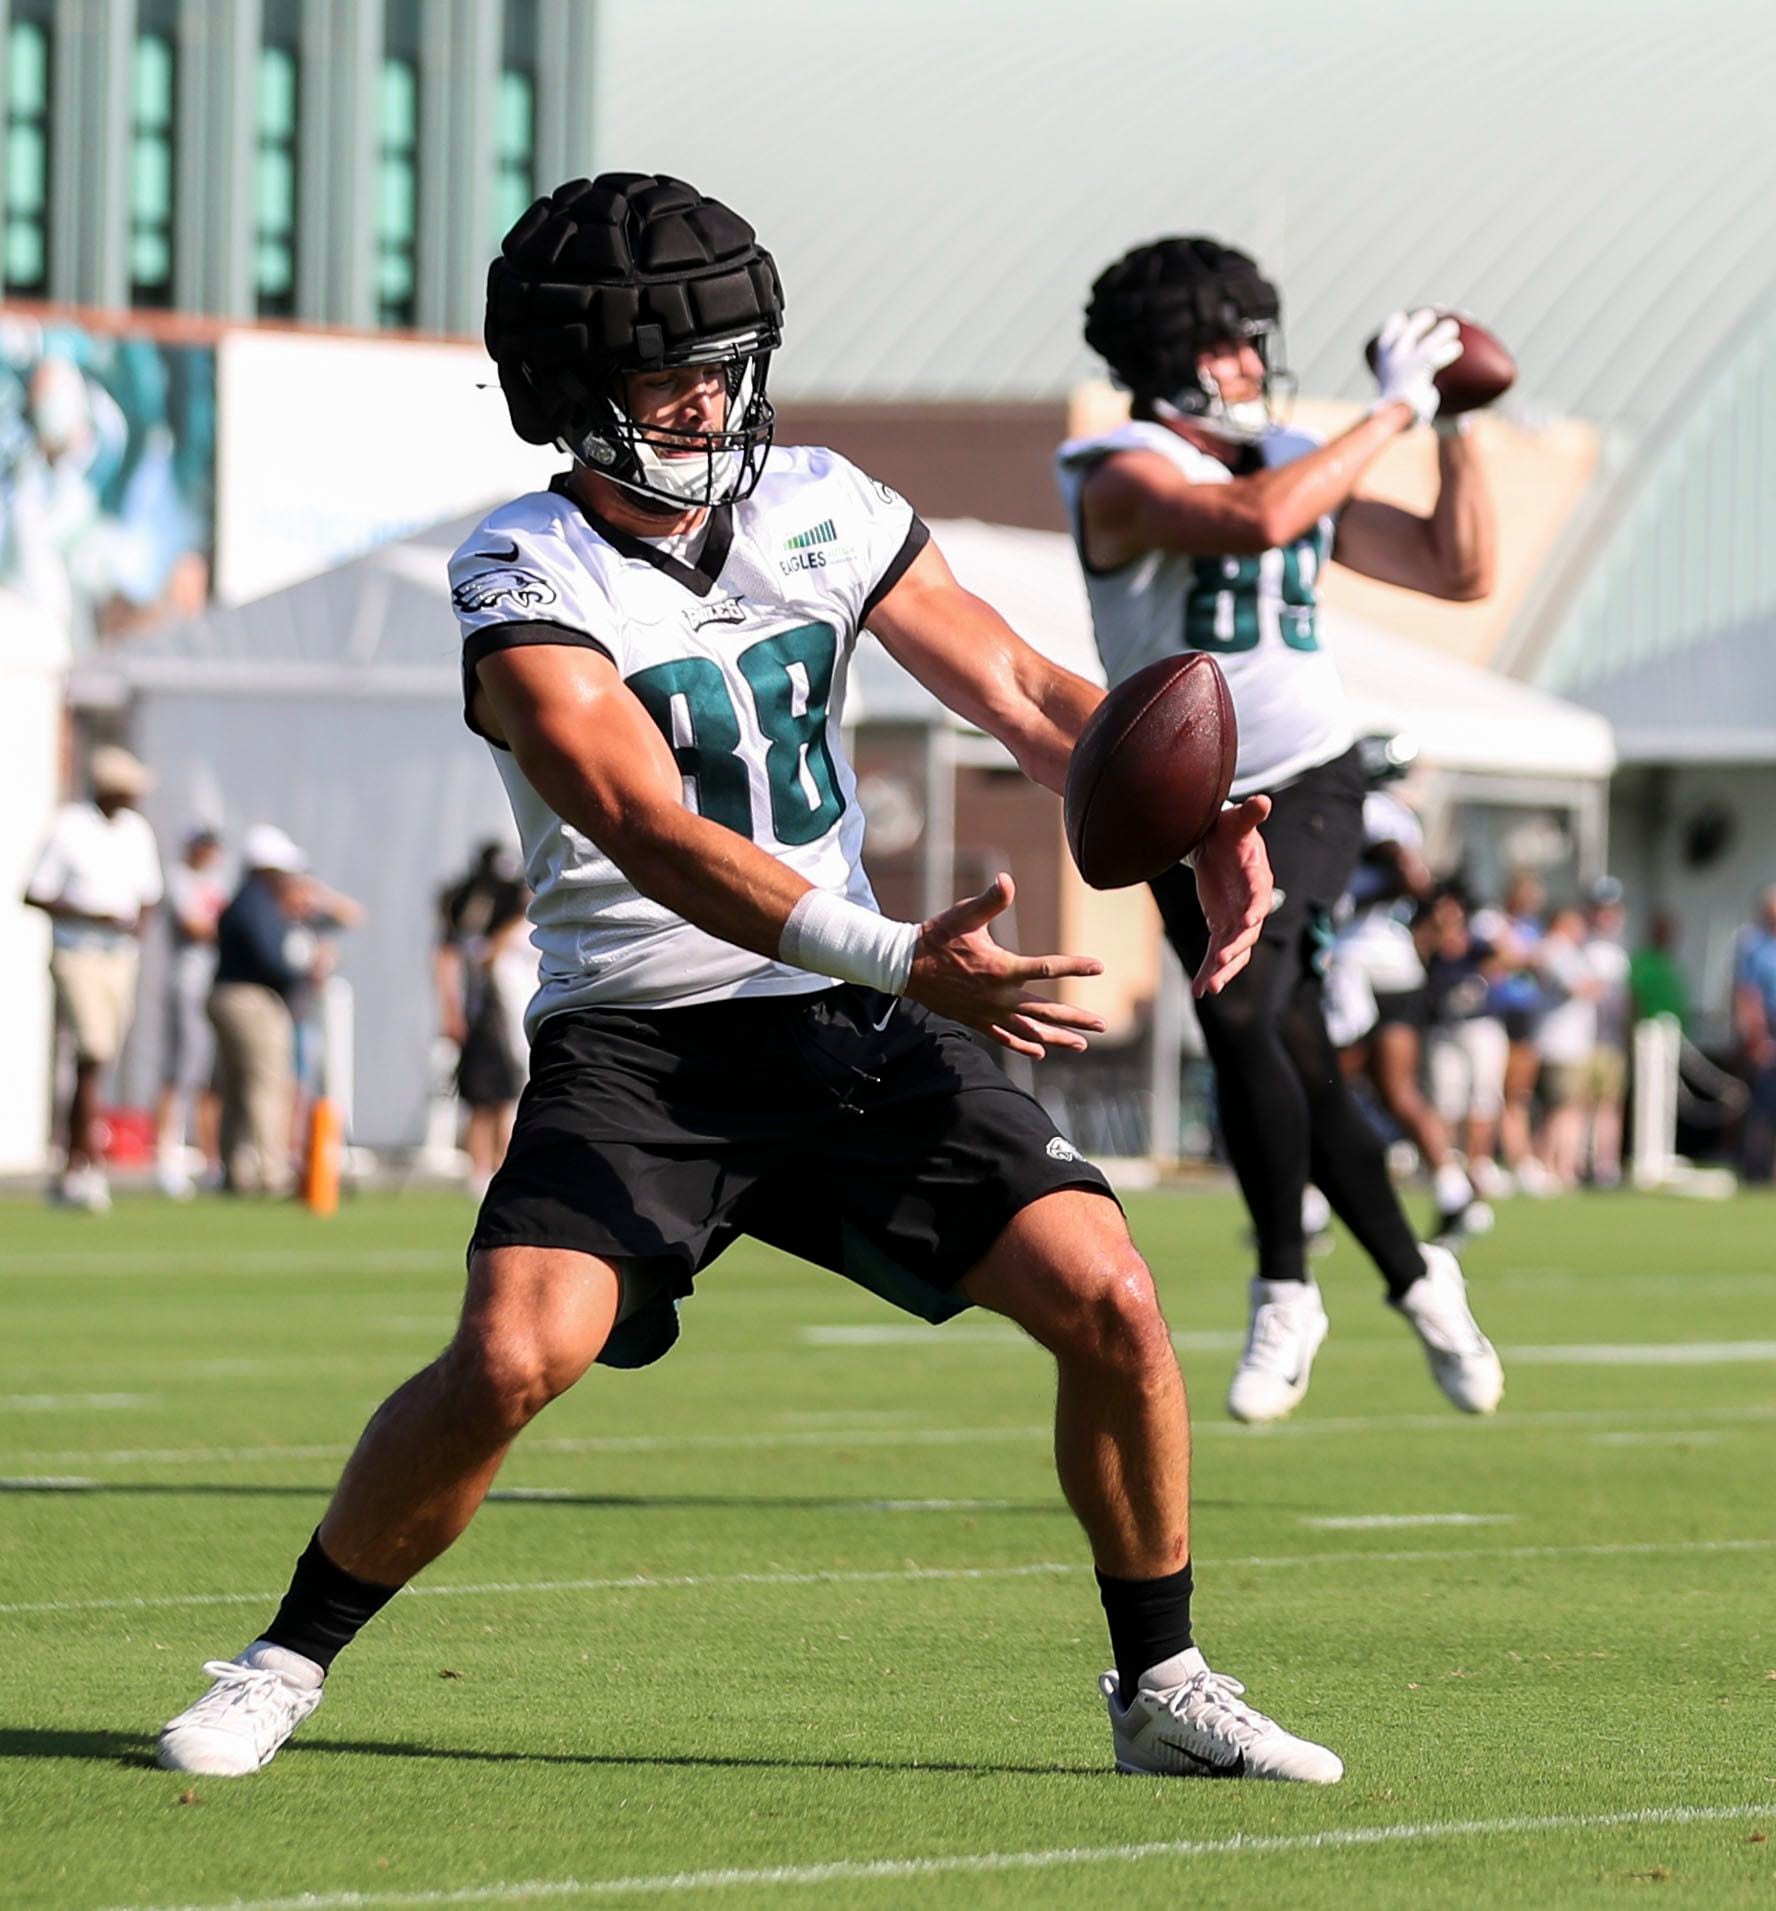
[0,1725,1101,1780]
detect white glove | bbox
[1370,308,1462,427]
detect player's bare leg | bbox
[963,1189,1187,1574]
[962,1189,1342,1782]
[320,1245,619,1580]
[158,1245,619,1774]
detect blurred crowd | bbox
[1324,742,1775,1206]
[25,746,363,1210]
[21,739,1776,1210]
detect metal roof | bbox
[590,0,1776,429]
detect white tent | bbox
[76,512,1615,1150]
[853,520,1617,781]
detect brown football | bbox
[1364,311,1516,416]
[1065,654,1238,891]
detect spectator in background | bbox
[1535,902,1603,1190]
[208,826,319,1196]
[453,882,533,1198]
[435,842,528,1192]
[23,745,163,1212]
[155,825,226,1199]
[1473,870,1555,1195]
[1583,878,1632,1187]
[1422,886,1509,1196]
[435,843,526,1041]
[284,868,367,1154]
[1629,909,1691,1030]
[1732,885,1776,1183]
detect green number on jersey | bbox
[1184,530,1324,656]
[626,654,753,836]
[628,621,844,846]
[738,623,845,845]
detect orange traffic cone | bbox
[302,1096,341,1217]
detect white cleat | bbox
[1227,1277,1330,1423]
[157,1641,324,1776]
[1102,1649,1343,1784]
[1394,1244,1504,1414]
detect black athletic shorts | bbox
[1372,985,1428,1032]
[471,983,1116,1367]
[1149,744,1367,981]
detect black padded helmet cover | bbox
[484,173,783,506]
[1084,237,1280,404]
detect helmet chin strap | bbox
[1154,371,1271,446]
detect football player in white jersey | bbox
[1326,736,1494,1244]
[159,177,1343,1786]
[1058,238,1503,1425]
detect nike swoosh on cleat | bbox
[1156,1737,1246,1776]
[872,1002,895,1031]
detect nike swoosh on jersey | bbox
[1155,1736,1247,1776]
[471,540,521,564]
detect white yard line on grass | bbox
[1507,1341,1776,1365]
[105,1802,1773,1910]
[800,1325,1246,1352]
[0,1248,453,1277]
[10,1400,1776,1470]
[0,1393,154,1412]
[8,1536,1773,1620]
[1300,1513,1516,1531]
[1592,1430,1729,1448]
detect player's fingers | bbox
[1194,939,1256,998]
[1376,310,1407,350]
[930,871,1013,939]
[1010,952,1104,984]
[1004,1012,1090,1054]
[1227,793,1271,830]
[987,1022,1046,1060]
[1012,994,1106,1033]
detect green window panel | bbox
[8,20,48,110]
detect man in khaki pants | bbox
[24,746,164,1212]
[209,827,316,1196]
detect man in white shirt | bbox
[24,745,164,1211]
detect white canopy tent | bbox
[852,520,1617,782]
[76,513,1614,1151]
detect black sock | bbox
[261,1529,400,1672]
[1096,1561,1194,1707]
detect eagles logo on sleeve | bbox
[451,565,559,616]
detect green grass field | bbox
[3,1186,1774,1908]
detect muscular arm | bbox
[866,538,1102,792]
[1079,404,1414,568]
[472,645,814,961]
[1333,430,1495,600]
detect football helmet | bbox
[1085,238,1293,443]
[485,173,783,511]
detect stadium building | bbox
[2,0,1770,1165]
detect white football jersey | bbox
[1055,419,1353,797]
[449,445,927,1031]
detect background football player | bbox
[157,177,1344,1787]
[1057,237,1504,1424]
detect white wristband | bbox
[779,889,919,995]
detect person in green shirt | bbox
[1628,909,1690,1028]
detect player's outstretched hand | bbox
[1190,796,1274,998]
[908,873,1105,1060]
